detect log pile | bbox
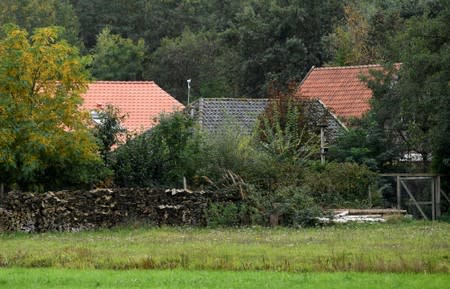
[0,188,238,232]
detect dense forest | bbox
[0,0,446,101]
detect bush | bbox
[198,128,283,191]
[112,112,203,187]
[111,133,155,187]
[205,203,241,227]
[303,162,378,208]
[205,185,323,227]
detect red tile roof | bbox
[81,81,184,132]
[297,64,384,119]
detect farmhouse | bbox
[297,64,390,121]
[81,81,184,133]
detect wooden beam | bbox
[380,173,446,177]
[405,201,432,205]
[441,189,450,203]
[399,177,432,180]
[435,176,441,218]
[431,177,435,220]
[348,209,407,215]
[400,180,429,220]
[396,175,401,209]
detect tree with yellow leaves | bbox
[0,24,105,193]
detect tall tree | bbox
[0,0,81,47]
[0,25,104,191]
[366,0,450,172]
[147,30,238,102]
[231,0,343,97]
[326,3,379,65]
[91,27,145,80]
[71,0,212,51]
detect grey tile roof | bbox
[188,98,347,142]
[189,98,269,133]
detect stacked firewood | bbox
[0,188,237,232]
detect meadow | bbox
[0,268,449,289]
[0,222,448,273]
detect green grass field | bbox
[0,268,449,289]
[0,222,449,273]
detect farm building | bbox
[81,81,184,133]
[296,64,395,121]
[188,97,346,142]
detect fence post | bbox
[431,176,435,220]
[396,176,401,209]
[436,176,441,218]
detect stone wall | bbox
[0,188,238,232]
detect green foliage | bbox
[393,2,450,173]
[232,0,343,96]
[325,3,380,65]
[361,2,450,173]
[199,97,323,193]
[72,0,212,51]
[111,133,154,187]
[0,0,81,47]
[0,25,105,191]
[147,30,236,102]
[325,0,442,66]
[329,127,375,167]
[269,186,323,227]
[329,117,401,171]
[258,96,320,165]
[199,128,276,190]
[92,104,127,164]
[91,27,145,80]
[113,112,203,187]
[71,0,343,98]
[205,202,241,227]
[303,162,378,208]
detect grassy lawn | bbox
[0,268,449,289]
[0,222,449,273]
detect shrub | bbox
[303,162,378,208]
[112,133,155,187]
[198,128,282,191]
[112,112,203,187]
[205,202,240,227]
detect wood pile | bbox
[0,188,237,232]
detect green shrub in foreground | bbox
[303,162,378,208]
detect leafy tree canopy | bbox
[147,30,238,102]
[0,25,104,191]
[91,27,145,81]
[0,0,81,47]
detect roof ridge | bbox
[315,64,383,70]
[200,98,269,101]
[90,81,156,84]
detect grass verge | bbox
[0,222,449,273]
[0,268,449,289]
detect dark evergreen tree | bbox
[91,27,145,80]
